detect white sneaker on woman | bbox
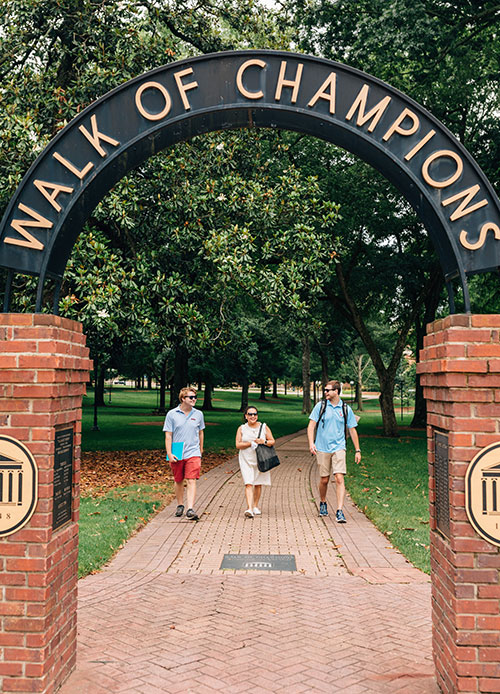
[244,509,254,518]
[253,507,261,515]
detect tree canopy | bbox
[1,0,499,433]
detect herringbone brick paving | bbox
[59,431,438,693]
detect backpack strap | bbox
[342,401,348,442]
[314,399,328,442]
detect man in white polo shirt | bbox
[164,386,205,520]
[307,380,361,522]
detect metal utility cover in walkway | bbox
[220,554,297,571]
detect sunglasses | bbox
[186,395,197,400]
[324,388,335,392]
[246,412,258,416]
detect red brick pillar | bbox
[417,314,500,694]
[0,314,91,694]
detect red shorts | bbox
[170,456,201,483]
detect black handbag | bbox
[255,424,280,473]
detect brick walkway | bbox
[60,431,438,693]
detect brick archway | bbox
[1,49,500,693]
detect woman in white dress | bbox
[235,406,276,518]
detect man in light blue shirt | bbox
[164,386,205,520]
[307,380,361,522]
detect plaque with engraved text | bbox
[53,428,74,530]
[220,554,297,571]
[434,431,450,539]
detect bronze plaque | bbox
[465,441,500,547]
[53,428,74,530]
[220,554,297,571]
[0,435,38,537]
[434,431,450,539]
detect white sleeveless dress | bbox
[238,422,272,486]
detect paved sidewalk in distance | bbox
[60,431,438,694]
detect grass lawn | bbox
[345,404,429,572]
[82,388,308,452]
[79,390,430,576]
[78,484,172,577]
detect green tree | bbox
[282,0,500,432]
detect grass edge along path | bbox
[78,483,174,578]
[346,429,430,573]
[78,391,430,577]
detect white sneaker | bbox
[253,507,261,515]
[244,509,254,518]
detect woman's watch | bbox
[355,449,361,453]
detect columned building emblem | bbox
[465,442,500,547]
[0,436,38,537]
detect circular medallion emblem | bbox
[465,441,500,547]
[0,435,38,537]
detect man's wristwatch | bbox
[355,449,361,453]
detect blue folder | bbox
[166,442,184,461]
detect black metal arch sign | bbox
[1,49,500,309]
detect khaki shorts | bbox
[316,450,346,477]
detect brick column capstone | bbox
[0,314,91,694]
[417,314,500,694]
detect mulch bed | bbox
[80,450,235,496]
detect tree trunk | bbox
[356,355,364,411]
[272,377,278,398]
[240,376,249,412]
[327,261,433,436]
[92,352,100,430]
[411,271,443,427]
[284,381,288,395]
[259,381,267,401]
[169,344,189,409]
[411,372,426,427]
[411,313,427,428]
[302,335,311,414]
[159,357,167,412]
[95,362,106,406]
[168,377,175,410]
[379,380,398,437]
[319,344,329,388]
[203,375,214,410]
[147,373,152,390]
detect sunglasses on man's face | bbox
[324,388,335,392]
[186,395,197,400]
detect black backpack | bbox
[314,399,349,443]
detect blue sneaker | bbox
[336,509,346,523]
[319,501,328,517]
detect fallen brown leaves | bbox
[81,450,234,496]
